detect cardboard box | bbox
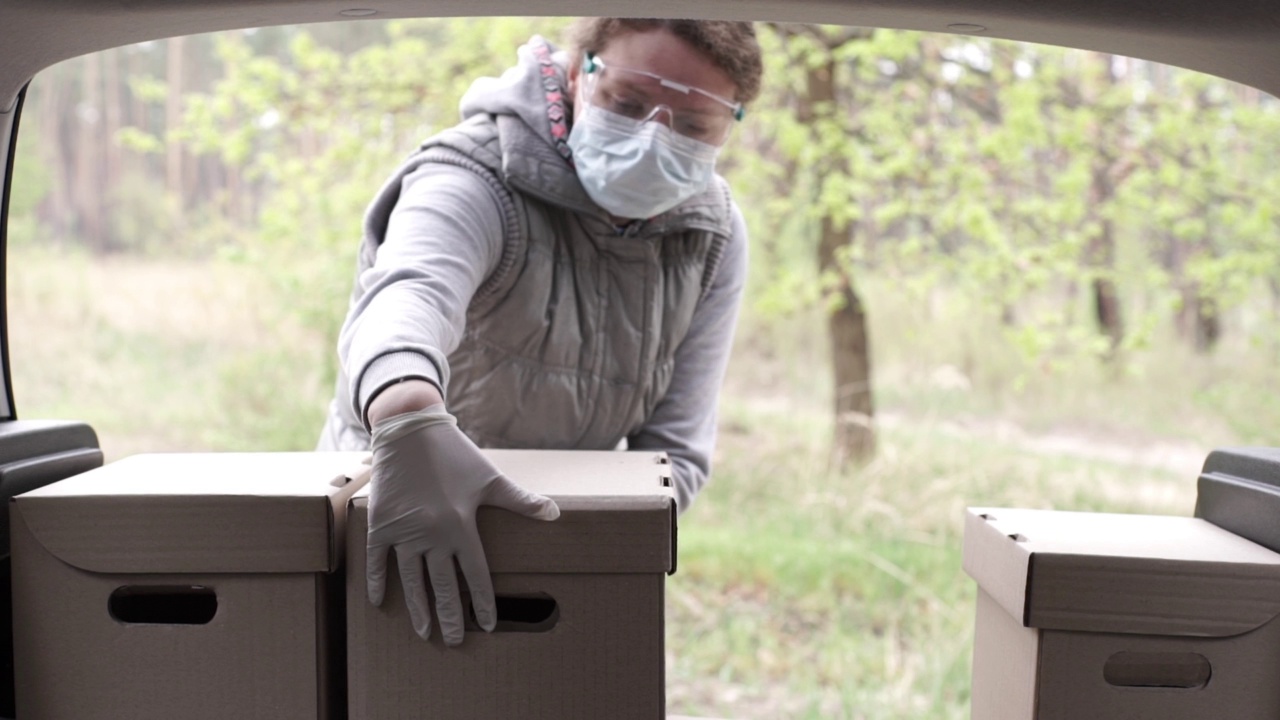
[346,449,675,720]
[11,452,371,720]
[964,507,1280,720]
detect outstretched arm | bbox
[340,161,506,428]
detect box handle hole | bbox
[464,593,559,633]
[109,585,218,625]
[1103,651,1211,689]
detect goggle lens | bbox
[582,53,741,146]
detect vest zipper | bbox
[618,237,662,438]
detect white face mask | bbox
[567,103,720,220]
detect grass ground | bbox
[9,244,1278,718]
[8,244,333,456]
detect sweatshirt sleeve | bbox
[339,162,506,429]
[627,203,749,513]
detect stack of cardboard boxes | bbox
[9,449,677,720]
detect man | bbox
[319,18,764,645]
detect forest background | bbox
[7,17,1280,718]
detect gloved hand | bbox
[366,404,560,645]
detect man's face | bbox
[568,29,740,142]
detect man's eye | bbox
[613,100,647,117]
[603,91,647,117]
[678,120,712,139]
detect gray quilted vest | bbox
[321,109,734,451]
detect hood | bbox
[459,35,574,155]
[458,36,593,214]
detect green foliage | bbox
[115,127,165,155]
[723,25,1280,373]
[26,19,1276,370]
[128,75,169,104]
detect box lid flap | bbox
[14,452,371,574]
[1196,447,1280,553]
[353,449,676,573]
[963,507,1280,636]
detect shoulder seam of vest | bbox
[414,145,525,310]
[697,179,735,302]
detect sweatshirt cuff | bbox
[356,350,445,430]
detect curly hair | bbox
[567,18,764,104]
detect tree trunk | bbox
[76,52,106,251]
[1174,286,1217,353]
[103,47,123,250]
[1088,210,1123,354]
[128,47,147,130]
[819,216,876,466]
[799,40,876,467]
[1085,54,1124,357]
[38,67,73,241]
[165,36,186,227]
[1091,274,1123,349]
[1192,295,1220,353]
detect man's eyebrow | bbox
[677,99,730,118]
[612,74,729,116]
[615,77,653,98]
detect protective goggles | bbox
[580,52,744,147]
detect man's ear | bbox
[566,63,579,103]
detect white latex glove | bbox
[367,404,560,645]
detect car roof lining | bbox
[0,0,1277,110]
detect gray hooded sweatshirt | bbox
[317,36,748,512]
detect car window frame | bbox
[0,83,26,422]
